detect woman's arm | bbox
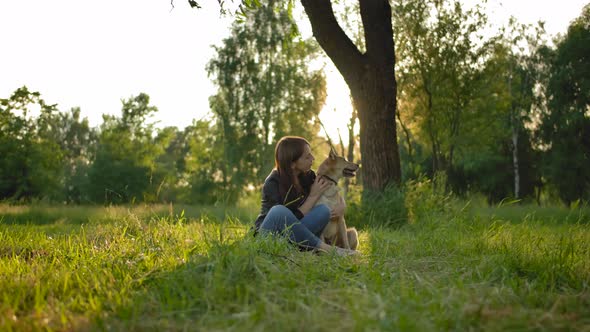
[298,176,331,215]
[262,178,280,207]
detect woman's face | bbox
[292,144,314,174]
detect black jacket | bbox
[252,169,316,233]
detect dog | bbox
[315,149,360,250]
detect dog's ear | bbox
[329,147,337,160]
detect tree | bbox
[0,87,64,201]
[446,20,546,203]
[494,19,547,200]
[43,107,97,203]
[149,126,185,203]
[206,0,326,203]
[393,0,490,188]
[186,0,402,193]
[182,119,225,204]
[300,0,401,192]
[87,93,162,204]
[538,4,590,205]
[334,1,363,198]
[453,40,542,204]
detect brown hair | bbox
[275,136,310,199]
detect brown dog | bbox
[315,149,360,250]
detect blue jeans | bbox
[259,204,331,249]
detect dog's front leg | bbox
[337,216,351,249]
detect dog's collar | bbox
[320,174,338,185]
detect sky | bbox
[0,0,588,143]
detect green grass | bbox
[0,203,589,331]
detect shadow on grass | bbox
[0,203,257,226]
[475,222,590,291]
[96,235,328,331]
[467,204,590,225]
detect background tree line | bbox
[1,0,588,206]
[392,0,589,205]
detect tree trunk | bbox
[396,110,413,163]
[301,0,401,191]
[423,81,439,175]
[512,123,520,199]
[343,108,357,198]
[508,62,520,199]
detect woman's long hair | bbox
[275,136,310,201]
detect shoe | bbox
[334,247,359,257]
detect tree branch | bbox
[300,0,365,85]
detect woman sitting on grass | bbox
[253,136,358,256]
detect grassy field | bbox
[0,202,589,331]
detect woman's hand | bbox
[330,195,346,219]
[298,176,333,216]
[308,176,332,199]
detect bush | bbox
[346,183,407,229]
[346,173,456,229]
[404,173,453,224]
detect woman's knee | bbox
[268,205,291,216]
[265,205,297,226]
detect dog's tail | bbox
[347,227,358,251]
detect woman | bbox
[253,136,357,256]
